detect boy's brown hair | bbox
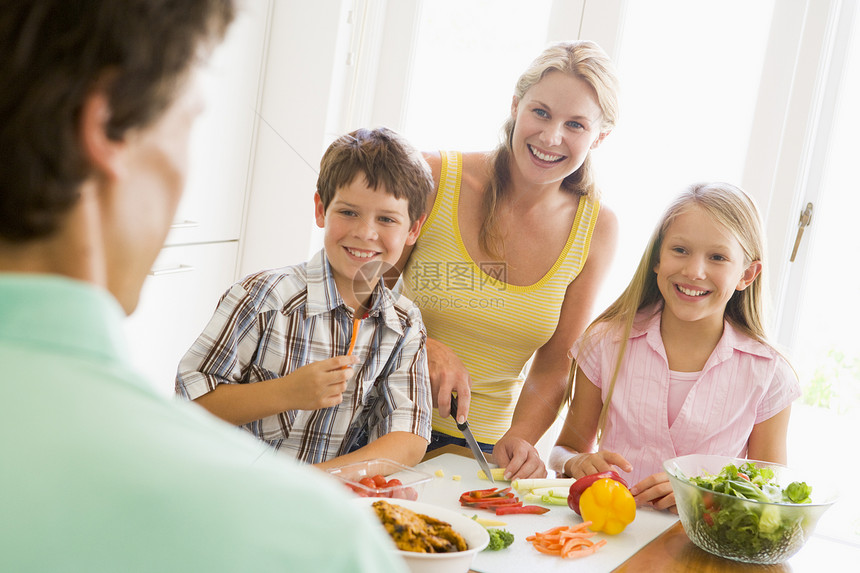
[316,127,434,223]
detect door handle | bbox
[790,202,814,262]
[148,264,195,277]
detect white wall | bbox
[239,0,353,275]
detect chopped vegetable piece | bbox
[346,316,361,356]
[526,522,607,559]
[435,469,445,478]
[461,487,512,499]
[485,528,515,551]
[462,501,520,511]
[578,478,636,535]
[541,494,570,506]
[512,478,575,492]
[452,475,461,481]
[478,468,508,481]
[495,504,550,515]
[470,515,508,527]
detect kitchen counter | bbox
[419,446,860,571]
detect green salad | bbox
[683,462,813,559]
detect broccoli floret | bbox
[485,528,514,551]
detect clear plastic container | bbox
[327,458,432,500]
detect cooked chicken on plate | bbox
[372,500,467,553]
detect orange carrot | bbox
[527,523,607,559]
[347,317,361,356]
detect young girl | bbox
[550,182,800,512]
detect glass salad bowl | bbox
[664,454,837,564]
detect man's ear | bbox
[313,193,326,229]
[736,260,763,291]
[79,90,124,180]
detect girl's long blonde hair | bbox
[574,182,771,442]
[480,40,620,259]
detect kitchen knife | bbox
[450,393,495,483]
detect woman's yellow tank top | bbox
[400,151,601,443]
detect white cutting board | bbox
[414,453,678,573]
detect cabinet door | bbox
[125,242,240,396]
[165,0,270,247]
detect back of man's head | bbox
[0,0,235,243]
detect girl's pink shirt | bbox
[572,306,800,486]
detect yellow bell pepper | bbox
[578,478,636,535]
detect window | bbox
[401,0,554,151]
[360,0,859,545]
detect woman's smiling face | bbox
[509,70,607,187]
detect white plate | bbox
[355,497,490,573]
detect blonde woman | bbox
[550,183,800,512]
[396,41,620,479]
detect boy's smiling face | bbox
[315,174,423,312]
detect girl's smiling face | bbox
[654,205,762,331]
[509,70,607,187]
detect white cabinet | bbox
[125,242,240,395]
[125,1,271,395]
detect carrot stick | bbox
[536,525,569,536]
[346,316,361,356]
[528,523,607,559]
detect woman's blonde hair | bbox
[480,40,620,259]
[575,182,771,441]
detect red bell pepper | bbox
[495,504,550,516]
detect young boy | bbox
[176,127,434,469]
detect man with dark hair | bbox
[0,2,405,571]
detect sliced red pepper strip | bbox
[461,499,521,509]
[460,487,512,499]
[495,504,551,516]
[462,487,499,498]
[459,492,515,503]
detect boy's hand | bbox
[282,356,359,410]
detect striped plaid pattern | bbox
[400,151,600,443]
[176,250,431,463]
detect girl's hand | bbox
[426,337,472,423]
[492,434,547,480]
[563,451,633,478]
[630,472,678,513]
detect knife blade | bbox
[450,393,494,483]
